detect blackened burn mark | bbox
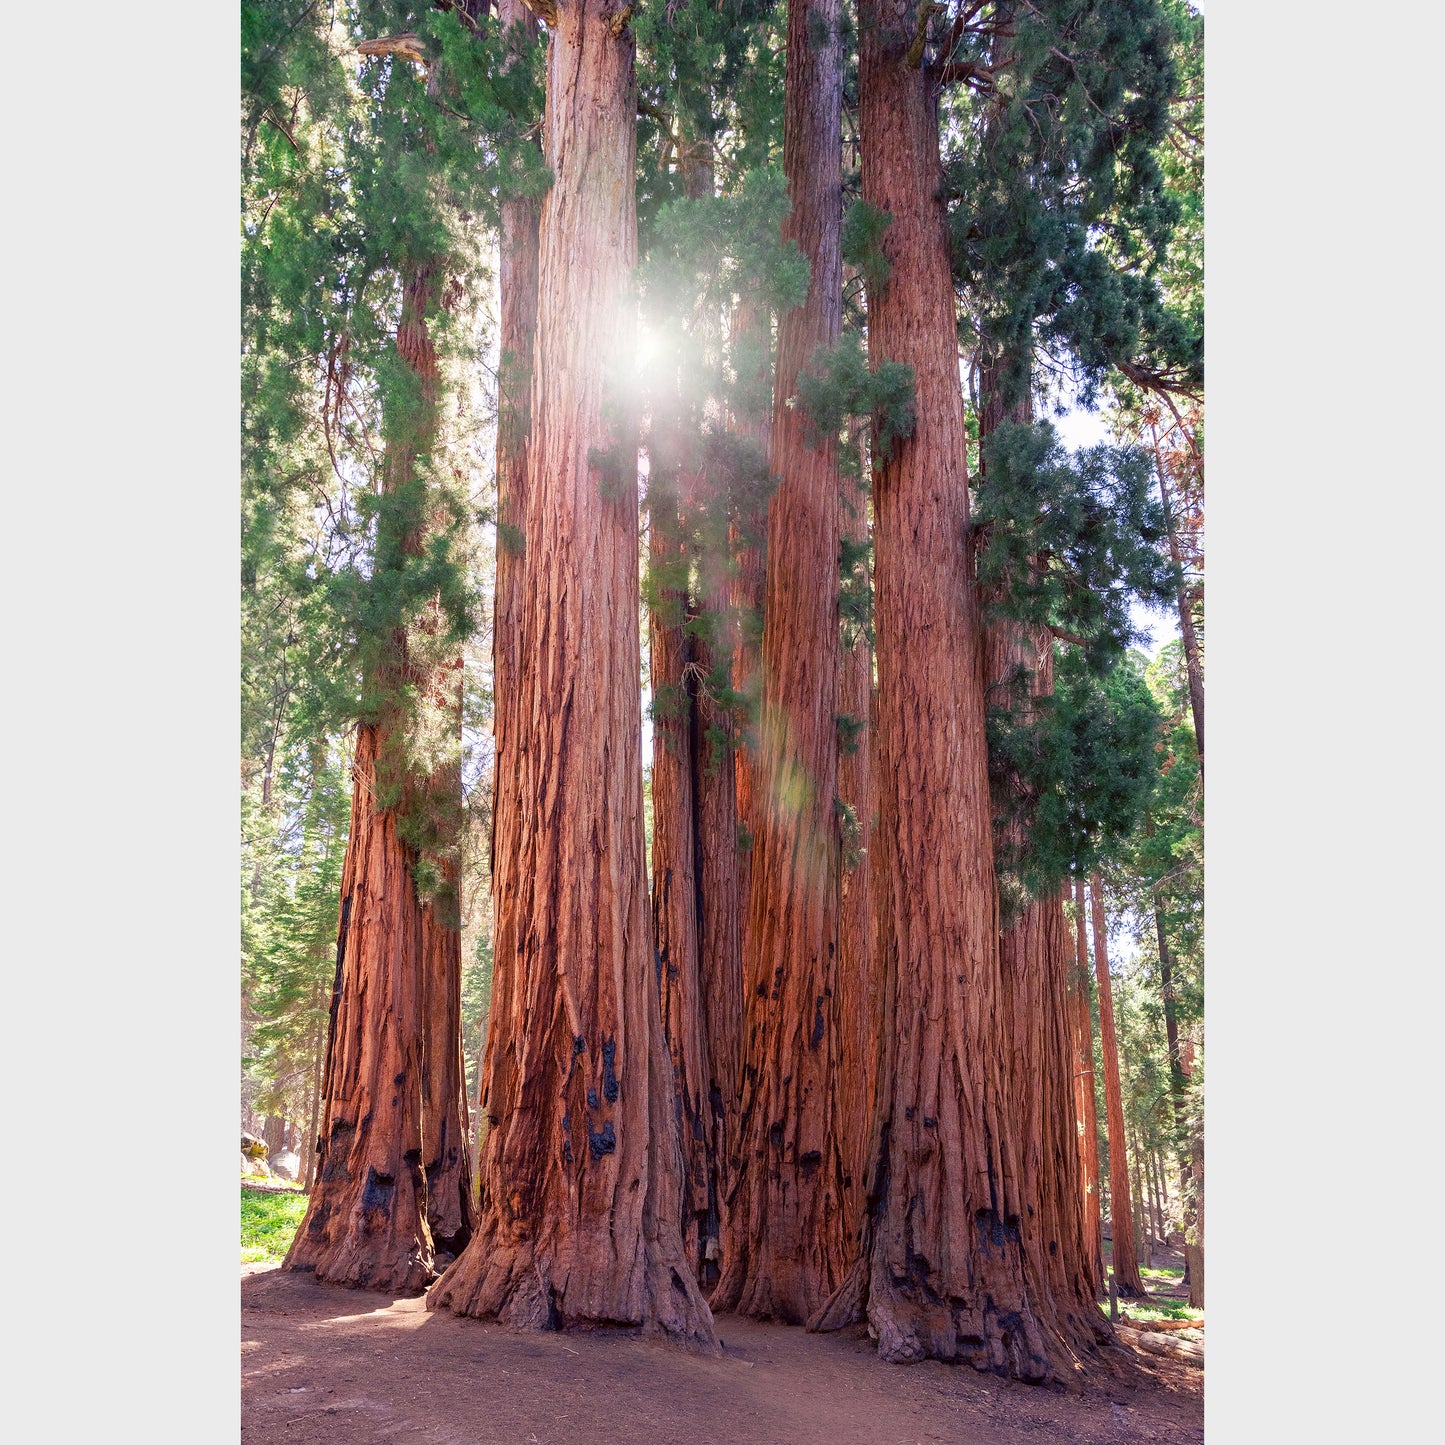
[800,1150,822,1179]
[768,1122,784,1149]
[588,1120,616,1160]
[587,1087,599,1109]
[810,996,825,1049]
[601,1035,619,1102]
[361,1166,396,1214]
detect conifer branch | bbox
[906,2,946,70]
[357,33,429,67]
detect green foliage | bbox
[943,0,1197,409]
[795,332,915,463]
[842,199,892,295]
[974,421,1178,668]
[242,736,352,1125]
[838,520,872,648]
[241,1186,309,1264]
[988,646,1161,906]
[241,1,548,1128]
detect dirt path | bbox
[243,1267,1201,1444]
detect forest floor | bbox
[241,1261,1202,1445]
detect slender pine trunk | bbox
[1089,875,1144,1296]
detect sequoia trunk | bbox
[285,722,433,1290]
[835,477,878,1234]
[427,1,716,1348]
[714,0,849,1326]
[1089,875,1145,1296]
[648,145,737,1289]
[694,536,744,1292]
[978,331,1102,1361]
[728,292,772,970]
[811,5,1049,1379]
[481,0,543,1220]
[1071,877,1103,1286]
[649,449,711,1278]
[985,607,1109,1364]
[419,716,476,1258]
[286,266,456,1291]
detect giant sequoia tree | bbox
[263,8,504,1290]
[427,0,717,1348]
[242,0,1205,1378]
[812,0,1050,1377]
[715,0,851,1324]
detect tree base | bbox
[283,1226,433,1297]
[810,1253,1053,1381]
[427,1225,721,1354]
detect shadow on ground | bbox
[242,1266,1202,1444]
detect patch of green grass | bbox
[1123,1299,1203,1324]
[241,1186,308,1264]
[1141,1265,1184,1280]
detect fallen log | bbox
[1120,1314,1203,1332]
[1116,1325,1204,1365]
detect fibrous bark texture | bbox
[648,467,713,1279]
[694,542,744,1291]
[1072,877,1104,1286]
[977,355,1103,1367]
[835,478,878,1233]
[285,722,434,1292]
[714,0,849,1325]
[727,293,772,972]
[812,5,1048,1379]
[1089,876,1144,1297]
[985,624,1105,1370]
[420,723,477,1258]
[428,1,716,1349]
[646,144,740,1291]
[996,882,1105,1366]
[287,267,467,1292]
[483,0,543,1203]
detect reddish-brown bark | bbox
[644,144,741,1290]
[727,293,772,971]
[996,881,1110,1366]
[976,342,1102,1363]
[693,554,744,1290]
[714,0,850,1326]
[427,1,716,1348]
[420,810,476,1258]
[811,4,1048,1378]
[835,478,878,1232]
[1071,877,1104,1287]
[287,267,467,1292]
[1089,875,1145,1297]
[285,721,434,1292]
[481,0,543,1212]
[648,462,712,1278]
[984,621,1104,1367]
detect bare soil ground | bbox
[242,1265,1201,1444]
